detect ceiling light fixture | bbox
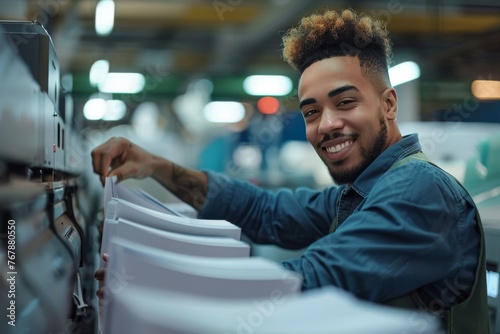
[203,101,245,123]
[471,80,500,100]
[95,0,115,37]
[389,61,421,87]
[83,98,107,120]
[243,75,293,96]
[83,98,127,121]
[98,73,145,94]
[89,59,109,86]
[102,100,127,121]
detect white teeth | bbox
[326,140,353,153]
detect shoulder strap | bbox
[390,151,429,170]
[386,151,490,334]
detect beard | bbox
[326,114,388,185]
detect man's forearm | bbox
[150,155,208,211]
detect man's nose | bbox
[318,108,343,134]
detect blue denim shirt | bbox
[199,134,480,306]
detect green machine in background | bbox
[464,133,500,334]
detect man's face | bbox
[298,56,391,185]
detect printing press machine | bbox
[0,21,100,334]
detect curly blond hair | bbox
[282,9,393,87]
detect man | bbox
[92,9,489,333]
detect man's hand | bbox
[91,137,156,186]
[90,136,209,210]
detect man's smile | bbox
[325,140,354,154]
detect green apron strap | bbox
[384,151,490,334]
[390,151,428,169]
[329,216,338,234]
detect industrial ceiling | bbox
[2,0,500,123]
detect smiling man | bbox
[283,10,400,186]
[91,8,489,334]
[298,56,399,185]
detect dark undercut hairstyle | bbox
[282,8,393,91]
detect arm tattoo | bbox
[171,164,207,209]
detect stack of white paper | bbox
[102,218,250,258]
[105,197,241,240]
[106,237,302,300]
[99,178,250,332]
[161,201,198,218]
[100,177,243,267]
[104,177,183,216]
[106,285,443,334]
[102,237,302,332]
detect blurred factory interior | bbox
[2,0,500,190]
[0,0,500,333]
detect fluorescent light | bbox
[243,75,293,96]
[89,59,109,86]
[84,99,126,121]
[389,61,420,87]
[98,73,145,94]
[95,0,115,36]
[83,98,107,120]
[203,101,245,123]
[472,80,500,100]
[103,100,127,121]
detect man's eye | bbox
[338,100,354,106]
[303,109,317,117]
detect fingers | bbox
[96,287,105,299]
[95,256,108,299]
[107,162,139,184]
[94,268,106,281]
[91,137,129,185]
[99,139,129,183]
[94,268,106,299]
[91,137,115,184]
[91,137,154,186]
[91,137,115,176]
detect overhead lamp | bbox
[95,0,115,37]
[203,101,245,123]
[89,59,109,86]
[102,100,127,121]
[98,73,145,94]
[83,98,107,120]
[83,98,127,121]
[471,80,500,100]
[389,61,420,87]
[243,75,293,96]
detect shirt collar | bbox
[350,133,422,197]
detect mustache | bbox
[317,133,358,149]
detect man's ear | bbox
[382,88,398,120]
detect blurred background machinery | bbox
[0,21,101,334]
